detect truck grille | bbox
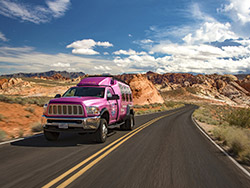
[48,104,84,116]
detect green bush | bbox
[226,108,250,128]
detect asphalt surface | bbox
[0,104,249,188]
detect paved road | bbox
[0,105,249,188]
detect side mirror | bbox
[107,94,120,100]
[54,94,61,98]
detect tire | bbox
[95,119,108,143]
[124,114,135,130]
[44,130,60,141]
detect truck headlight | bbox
[86,106,100,115]
[43,104,48,114]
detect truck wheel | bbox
[44,130,59,141]
[95,119,108,143]
[125,114,135,130]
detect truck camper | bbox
[42,76,134,143]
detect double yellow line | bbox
[42,110,180,188]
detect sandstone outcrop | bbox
[0,78,31,90]
[117,72,250,106]
[128,74,164,105]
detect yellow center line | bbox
[42,110,182,188]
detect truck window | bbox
[107,89,112,98]
[63,87,105,98]
[122,93,126,101]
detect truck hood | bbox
[49,97,106,107]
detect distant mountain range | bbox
[1,70,85,79]
[1,70,248,81]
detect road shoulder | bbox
[192,115,250,178]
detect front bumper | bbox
[42,115,100,133]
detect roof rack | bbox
[86,75,129,85]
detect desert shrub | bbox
[186,87,197,94]
[0,114,5,121]
[0,129,6,141]
[31,122,43,132]
[162,88,185,97]
[150,103,162,108]
[0,95,52,107]
[18,129,24,137]
[133,104,141,109]
[25,107,35,113]
[213,126,250,164]
[142,104,150,108]
[226,108,250,128]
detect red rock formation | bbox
[237,75,250,92]
[128,74,164,105]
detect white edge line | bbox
[0,133,43,146]
[191,115,250,178]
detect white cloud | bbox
[113,40,250,74]
[140,39,153,44]
[66,39,113,55]
[218,0,250,24]
[0,46,121,74]
[114,54,157,70]
[52,62,70,67]
[0,31,8,41]
[113,49,147,55]
[46,0,70,18]
[96,41,113,47]
[0,0,71,24]
[183,22,237,44]
[94,65,111,71]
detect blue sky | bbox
[0,0,250,75]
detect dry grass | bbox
[213,126,250,164]
[193,103,250,165]
[0,95,52,107]
[134,101,184,115]
[0,129,6,141]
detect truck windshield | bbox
[63,87,105,98]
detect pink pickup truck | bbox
[42,76,134,143]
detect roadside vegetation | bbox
[31,122,43,133]
[0,129,6,141]
[134,101,184,115]
[0,95,52,107]
[193,104,250,165]
[21,77,76,87]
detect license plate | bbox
[58,123,68,129]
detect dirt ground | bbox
[0,102,43,139]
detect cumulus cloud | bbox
[183,22,237,44]
[0,31,8,41]
[66,39,113,55]
[218,0,250,24]
[113,49,147,56]
[0,0,71,24]
[113,38,250,74]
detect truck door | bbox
[107,88,118,122]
